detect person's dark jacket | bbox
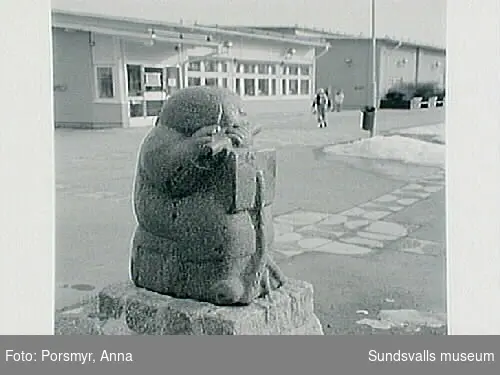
[312,93,331,109]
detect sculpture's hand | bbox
[225,125,251,147]
[192,125,233,157]
[192,124,223,138]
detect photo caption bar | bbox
[1,336,499,375]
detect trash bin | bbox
[361,106,376,131]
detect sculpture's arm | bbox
[224,122,262,148]
[139,126,233,197]
[139,128,199,183]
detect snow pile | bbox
[324,135,445,168]
[392,124,445,144]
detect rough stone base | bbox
[97,278,324,335]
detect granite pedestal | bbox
[97,279,324,335]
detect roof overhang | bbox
[201,25,329,47]
[51,10,329,48]
[242,25,445,52]
[52,11,221,47]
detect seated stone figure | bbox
[130,86,286,306]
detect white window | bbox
[204,60,219,73]
[257,63,270,74]
[257,79,269,96]
[95,66,115,99]
[244,78,255,96]
[188,61,201,71]
[279,63,313,96]
[288,65,299,76]
[288,79,298,95]
[187,77,202,86]
[300,80,310,95]
[300,65,311,76]
[271,79,277,95]
[187,59,231,91]
[232,60,282,98]
[205,78,218,86]
[243,63,255,74]
[235,78,241,94]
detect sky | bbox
[52,0,446,48]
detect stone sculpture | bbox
[130,86,287,306]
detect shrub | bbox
[383,81,444,101]
[414,82,441,100]
[435,88,446,100]
[384,82,416,101]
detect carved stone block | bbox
[99,279,324,335]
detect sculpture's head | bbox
[157,86,257,138]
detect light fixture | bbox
[344,58,353,66]
[174,43,182,52]
[147,28,157,39]
[432,61,441,69]
[218,40,233,55]
[144,28,156,46]
[285,48,296,59]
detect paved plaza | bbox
[56,107,446,334]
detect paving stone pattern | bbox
[273,170,445,258]
[58,169,445,257]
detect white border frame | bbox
[5,0,500,336]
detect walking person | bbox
[333,89,345,112]
[312,88,331,128]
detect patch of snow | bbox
[356,309,446,331]
[393,124,445,143]
[324,135,444,168]
[357,318,394,330]
[379,309,446,328]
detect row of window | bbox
[187,77,311,96]
[94,63,313,99]
[126,83,310,120]
[188,60,311,76]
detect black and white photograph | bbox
[48,0,449,335]
[52,0,447,335]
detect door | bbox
[126,64,181,127]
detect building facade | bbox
[255,27,446,109]
[52,11,328,128]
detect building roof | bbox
[231,25,446,52]
[51,9,329,48]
